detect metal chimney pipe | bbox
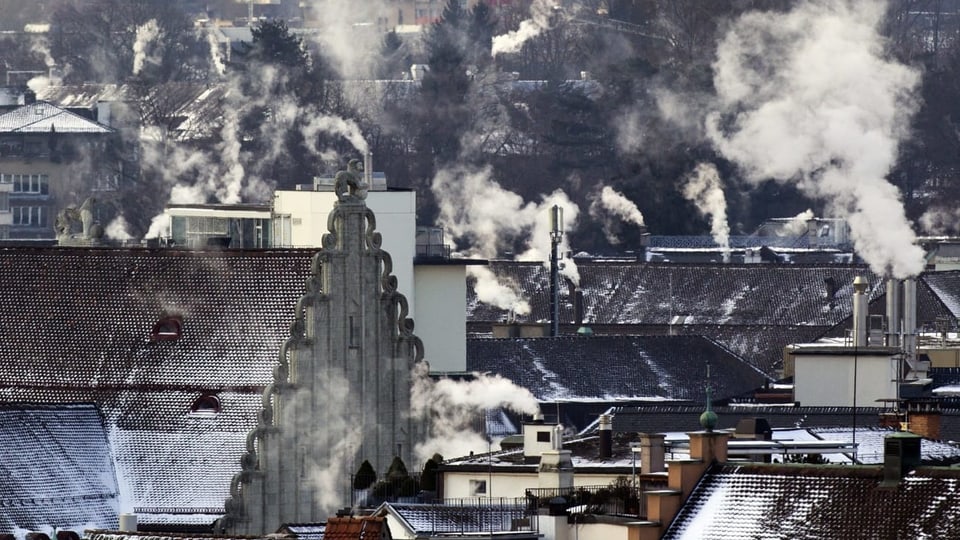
[119,513,138,532]
[885,278,901,347]
[852,276,868,347]
[903,278,917,367]
[549,205,563,337]
[363,152,373,186]
[598,414,612,459]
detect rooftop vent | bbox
[191,393,221,414]
[151,315,183,341]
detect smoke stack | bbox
[886,278,901,348]
[598,414,612,459]
[903,277,917,367]
[363,152,373,187]
[549,205,563,338]
[852,276,868,347]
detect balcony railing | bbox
[525,483,648,518]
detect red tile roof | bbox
[322,516,390,539]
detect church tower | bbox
[219,160,426,533]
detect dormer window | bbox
[151,315,183,341]
[190,394,221,414]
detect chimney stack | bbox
[886,278,901,348]
[639,433,665,474]
[852,276,868,347]
[903,277,918,369]
[881,432,921,486]
[598,414,612,459]
[119,513,138,532]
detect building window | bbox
[537,431,551,443]
[12,206,46,226]
[469,479,487,495]
[5,173,49,194]
[186,216,228,235]
[0,192,8,212]
[151,315,183,341]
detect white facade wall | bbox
[794,351,899,407]
[273,189,417,316]
[414,265,467,372]
[442,470,628,499]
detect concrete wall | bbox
[414,264,467,372]
[794,351,898,407]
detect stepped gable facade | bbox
[220,161,427,534]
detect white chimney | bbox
[852,276,868,347]
[97,100,111,126]
[886,278,901,348]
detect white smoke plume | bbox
[433,163,580,303]
[204,28,226,76]
[301,112,370,156]
[299,375,362,516]
[589,186,645,245]
[106,215,134,242]
[469,266,531,316]
[920,207,960,235]
[492,0,560,57]
[26,34,63,93]
[705,0,925,278]
[683,163,731,262]
[411,364,540,461]
[782,208,814,236]
[297,0,390,79]
[133,19,163,75]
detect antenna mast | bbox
[549,205,563,337]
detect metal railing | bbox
[388,497,536,535]
[525,484,647,518]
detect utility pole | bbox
[549,205,563,337]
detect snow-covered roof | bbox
[663,463,960,539]
[0,101,113,133]
[0,403,119,531]
[0,246,315,525]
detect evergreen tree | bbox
[354,459,377,490]
[385,455,410,481]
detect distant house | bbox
[0,99,120,240]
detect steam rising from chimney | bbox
[705,0,925,278]
[106,215,134,242]
[432,164,580,313]
[133,19,162,75]
[26,34,62,93]
[492,0,560,57]
[683,163,731,262]
[411,363,540,461]
[590,186,645,245]
[920,207,960,235]
[204,28,226,77]
[783,208,814,236]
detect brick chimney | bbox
[906,400,941,440]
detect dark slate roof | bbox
[647,234,848,250]
[467,261,884,327]
[468,262,960,377]
[922,270,960,319]
[663,464,960,539]
[0,247,315,525]
[466,335,767,403]
[0,403,119,531]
